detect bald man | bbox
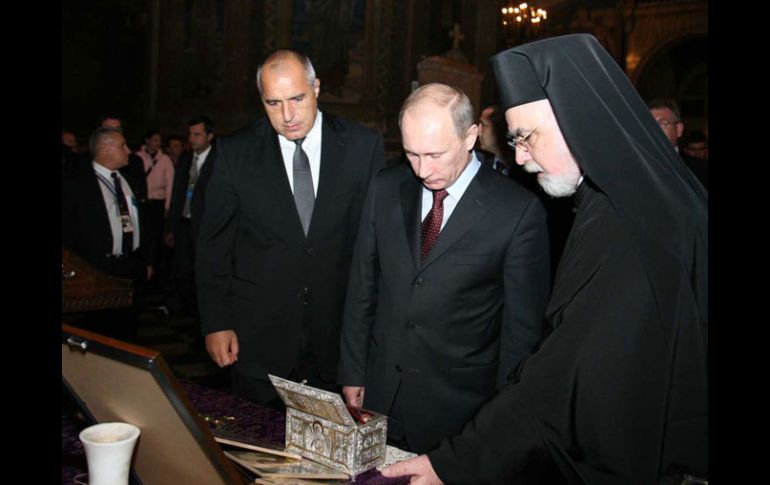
[196,49,385,406]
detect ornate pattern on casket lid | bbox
[268,374,356,427]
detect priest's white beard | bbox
[524,160,579,198]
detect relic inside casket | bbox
[268,374,388,478]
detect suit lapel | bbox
[421,167,491,268]
[87,168,118,248]
[197,147,214,186]
[309,116,345,240]
[400,174,422,270]
[255,123,307,240]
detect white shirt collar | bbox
[93,161,120,179]
[195,144,212,159]
[444,151,481,200]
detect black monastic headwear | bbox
[490,34,708,324]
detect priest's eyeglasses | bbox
[655,118,680,129]
[506,118,546,152]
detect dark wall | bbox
[63,0,148,146]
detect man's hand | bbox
[164,232,174,248]
[381,455,443,485]
[205,330,239,367]
[342,386,365,408]
[146,265,154,281]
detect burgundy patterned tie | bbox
[421,189,448,262]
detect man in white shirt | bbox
[196,50,385,407]
[338,83,551,453]
[165,116,216,320]
[62,127,152,341]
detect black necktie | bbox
[111,172,134,255]
[293,138,315,236]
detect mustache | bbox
[523,161,543,174]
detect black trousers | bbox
[168,219,198,318]
[384,379,413,451]
[145,199,166,286]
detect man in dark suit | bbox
[338,83,551,453]
[196,50,385,406]
[62,127,152,341]
[165,116,216,319]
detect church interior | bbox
[63,0,707,155]
[61,1,708,483]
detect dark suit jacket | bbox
[196,113,385,381]
[478,149,575,280]
[167,146,217,244]
[338,161,551,453]
[62,163,149,281]
[681,153,708,190]
[72,152,146,199]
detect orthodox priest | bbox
[382,33,707,484]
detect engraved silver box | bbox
[269,374,388,477]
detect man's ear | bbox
[313,79,321,98]
[465,124,479,151]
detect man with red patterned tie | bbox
[338,83,550,454]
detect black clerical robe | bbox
[428,181,707,483]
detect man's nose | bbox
[417,159,434,179]
[282,103,294,122]
[515,148,531,165]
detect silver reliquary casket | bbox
[268,374,387,477]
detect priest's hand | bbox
[342,386,365,408]
[381,455,443,485]
[205,330,239,367]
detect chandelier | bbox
[501,3,547,46]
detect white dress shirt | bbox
[421,152,482,230]
[93,162,141,255]
[193,144,213,172]
[278,111,323,196]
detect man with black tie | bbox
[196,50,385,406]
[98,115,148,204]
[165,116,216,319]
[338,83,551,453]
[62,127,151,341]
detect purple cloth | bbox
[62,380,407,484]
